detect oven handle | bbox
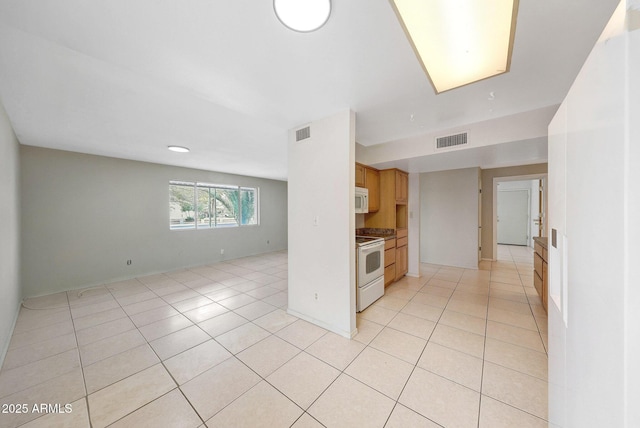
[359,241,384,250]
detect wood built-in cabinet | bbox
[384,237,396,286]
[360,166,409,284]
[534,237,548,312]
[395,228,408,280]
[364,168,408,230]
[355,163,366,187]
[395,170,408,204]
[355,162,380,212]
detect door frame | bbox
[492,173,547,259]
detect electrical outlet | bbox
[126,259,132,265]
[314,293,318,300]
[220,249,224,255]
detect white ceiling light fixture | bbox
[167,145,190,153]
[274,0,331,32]
[389,0,519,94]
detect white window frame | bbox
[169,181,260,230]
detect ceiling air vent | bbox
[296,126,311,142]
[436,132,468,149]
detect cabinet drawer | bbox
[384,248,395,267]
[542,261,548,311]
[384,238,396,251]
[534,241,542,255]
[534,253,543,276]
[542,247,548,262]
[384,264,396,286]
[396,236,408,248]
[534,271,543,297]
[396,228,408,239]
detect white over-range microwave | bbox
[355,187,369,214]
[356,187,369,214]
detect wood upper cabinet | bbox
[365,167,380,212]
[355,163,366,187]
[364,168,408,229]
[395,170,408,204]
[355,163,380,212]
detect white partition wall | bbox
[407,172,420,276]
[0,99,21,367]
[287,110,356,338]
[420,167,479,269]
[547,1,640,426]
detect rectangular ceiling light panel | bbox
[390,0,519,93]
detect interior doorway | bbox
[493,174,547,257]
[497,189,530,245]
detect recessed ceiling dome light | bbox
[168,145,190,153]
[274,0,331,33]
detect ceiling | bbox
[0,0,619,181]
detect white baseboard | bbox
[0,300,22,370]
[286,308,357,339]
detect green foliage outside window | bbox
[169,182,258,230]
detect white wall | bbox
[547,1,639,425]
[20,146,288,297]
[420,168,479,269]
[358,106,555,166]
[628,14,640,423]
[0,100,21,366]
[407,173,420,276]
[287,110,356,338]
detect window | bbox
[169,182,196,229]
[169,181,259,230]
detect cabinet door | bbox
[384,264,396,286]
[355,163,366,187]
[365,167,380,212]
[395,245,408,280]
[395,171,408,204]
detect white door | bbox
[497,190,529,245]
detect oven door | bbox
[357,241,384,286]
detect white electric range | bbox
[356,236,385,311]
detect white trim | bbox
[286,308,357,339]
[0,301,22,370]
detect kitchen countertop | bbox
[533,236,548,249]
[356,228,396,240]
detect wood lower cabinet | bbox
[534,238,548,312]
[395,228,408,280]
[384,238,396,286]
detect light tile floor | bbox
[0,245,547,427]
